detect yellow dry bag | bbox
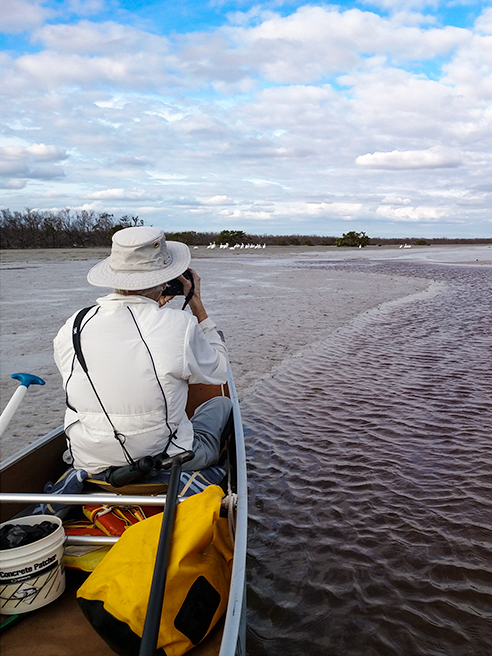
[77,485,233,656]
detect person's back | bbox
[54,226,231,476]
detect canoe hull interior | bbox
[0,380,247,656]
[0,429,67,523]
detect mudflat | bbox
[2,244,489,459]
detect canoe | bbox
[0,361,247,656]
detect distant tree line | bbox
[0,208,143,249]
[0,209,490,249]
[165,229,339,246]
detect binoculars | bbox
[106,450,195,487]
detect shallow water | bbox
[244,261,492,655]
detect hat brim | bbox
[87,241,191,290]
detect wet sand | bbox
[1,245,489,460]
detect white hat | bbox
[87,226,191,290]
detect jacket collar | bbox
[96,292,159,307]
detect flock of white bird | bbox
[206,242,267,250]
[193,242,413,250]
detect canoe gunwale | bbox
[0,425,66,473]
[218,361,248,656]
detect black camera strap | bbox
[181,275,195,311]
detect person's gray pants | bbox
[182,396,233,471]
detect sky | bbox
[0,0,491,238]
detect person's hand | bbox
[180,268,208,322]
[158,270,196,307]
[179,268,201,298]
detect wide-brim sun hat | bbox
[87,226,191,290]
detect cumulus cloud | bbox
[0,144,68,161]
[5,7,469,93]
[0,143,68,183]
[13,50,172,91]
[0,22,172,93]
[356,146,462,169]
[84,188,146,200]
[214,199,365,223]
[376,204,447,221]
[475,7,492,35]
[302,201,364,217]
[218,207,272,220]
[34,20,168,56]
[220,6,469,85]
[0,4,491,236]
[0,0,52,33]
[201,195,234,205]
[381,195,412,205]
[0,179,26,189]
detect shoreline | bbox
[1,242,492,266]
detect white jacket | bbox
[54,293,228,473]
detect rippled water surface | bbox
[243,262,492,656]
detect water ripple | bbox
[244,263,492,656]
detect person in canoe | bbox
[53,226,232,479]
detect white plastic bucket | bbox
[0,514,66,614]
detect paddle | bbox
[138,450,195,656]
[0,373,45,436]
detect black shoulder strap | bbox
[70,304,136,467]
[72,306,96,373]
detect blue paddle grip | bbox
[11,373,46,388]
